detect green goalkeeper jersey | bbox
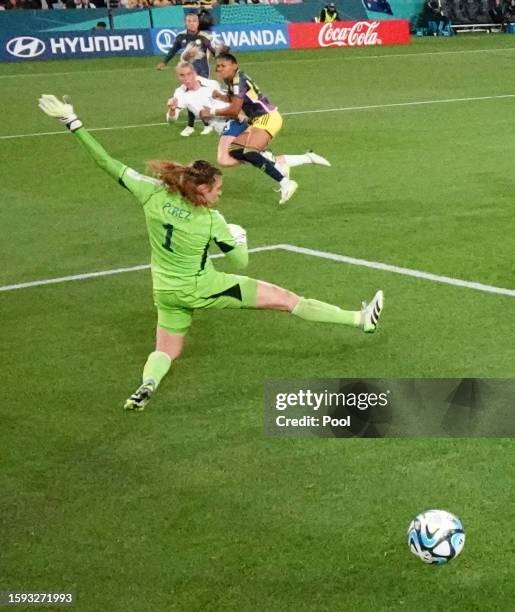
[73,128,247,291]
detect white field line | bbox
[2,93,515,141]
[0,245,278,293]
[2,44,515,80]
[278,244,515,298]
[1,243,514,299]
[282,94,515,116]
[0,121,166,141]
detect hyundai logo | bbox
[155,30,177,54]
[7,36,46,59]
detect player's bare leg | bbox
[220,134,288,174]
[217,136,240,166]
[229,128,298,204]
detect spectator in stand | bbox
[489,0,504,22]
[118,0,149,6]
[418,0,450,35]
[489,0,514,28]
[75,0,97,7]
[504,0,515,22]
[3,0,25,8]
[199,7,215,31]
[316,2,340,23]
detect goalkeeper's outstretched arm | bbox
[212,217,249,270]
[38,94,124,182]
[72,128,125,182]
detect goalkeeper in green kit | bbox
[38,95,384,412]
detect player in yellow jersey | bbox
[200,52,331,205]
[38,94,383,411]
[169,61,330,174]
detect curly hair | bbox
[146,159,221,207]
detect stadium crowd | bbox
[0,0,271,8]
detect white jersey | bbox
[172,77,229,135]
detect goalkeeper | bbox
[38,95,384,412]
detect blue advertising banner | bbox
[0,29,152,62]
[151,23,289,58]
[151,27,181,57]
[213,23,289,52]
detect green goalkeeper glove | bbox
[38,94,83,132]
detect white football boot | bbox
[180,126,195,137]
[306,151,331,167]
[360,290,384,333]
[278,178,299,205]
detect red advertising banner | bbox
[288,20,410,49]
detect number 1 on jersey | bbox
[162,223,174,252]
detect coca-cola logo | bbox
[318,21,382,47]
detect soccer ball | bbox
[407,509,465,564]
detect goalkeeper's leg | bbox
[124,309,190,411]
[254,281,383,333]
[205,276,383,332]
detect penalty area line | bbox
[1,242,514,299]
[0,245,279,293]
[282,94,515,117]
[277,244,515,299]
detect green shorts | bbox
[153,270,258,335]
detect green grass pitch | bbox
[1,35,515,610]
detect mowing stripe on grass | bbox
[0,245,279,292]
[278,244,515,298]
[2,45,515,80]
[3,94,515,141]
[2,243,514,298]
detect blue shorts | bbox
[222,120,247,138]
[193,60,209,79]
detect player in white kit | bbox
[167,62,247,166]
[167,62,330,178]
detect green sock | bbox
[292,298,360,327]
[142,351,172,389]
